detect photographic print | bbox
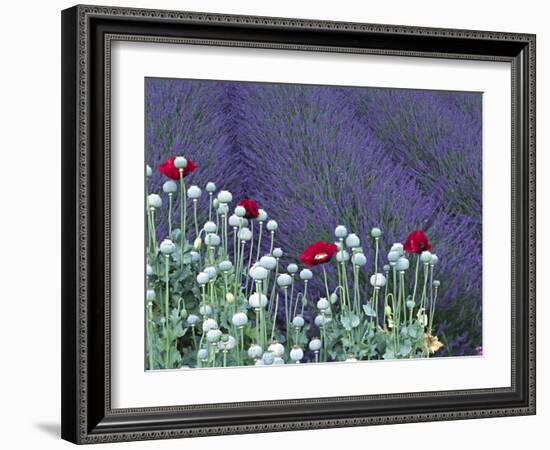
[144,77,482,370]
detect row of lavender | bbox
[145,78,482,358]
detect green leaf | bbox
[399,341,412,356]
[383,350,395,360]
[362,304,377,317]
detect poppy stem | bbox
[322,266,331,303]
[168,193,173,237]
[256,222,263,262]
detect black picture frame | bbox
[61,4,536,444]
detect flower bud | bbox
[193,237,202,250]
[370,273,387,287]
[163,180,177,194]
[309,338,322,351]
[371,227,382,238]
[345,233,361,248]
[266,220,278,231]
[213,199,219,209]
[385,305,392,316]
[147,193,162,209]
[174,156,187,169]
[206,182,216,193]
[225,292,235,303]
[277,273,292,287]
[160,239,176,255]
[217,190,233,203]
[234,205,246,217]
[232,312,248,327]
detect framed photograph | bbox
[61,4,536,444]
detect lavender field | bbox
[145,78,482,369]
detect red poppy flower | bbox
[238,199,260,219]
[403,230,432,254]
[300,241,338,267]
[159,157,198,180]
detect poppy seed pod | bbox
[262,352,275,365]
[433,280,441,288]
[257,209,268,221]
[273,357,285,365]
[259,255,277,270]
[232,312,248,327]
[352,253,367,266]
[203,266,217,280]
[219,260,233,272]
[146,289,156,301]
[160,239,176,255]
[203,221,217,233]
[299,269,313,280]
[396,256,410,271]
[336,250,350,262]
[248,293,268,309]
[277,273,292,287]
[146,264,153,276]
[218,335,236,350]
[314,315,326,327]
[238,227,252,241]
[309,338,322,351]
[406,300,415,309]
[228,214,241,227]
[420,250,432,263]
[196,272,209,285]
[202,318,218,332]
[290,347,304,362]
[249,266,268,281]
[387,250,401,263]
[287,263,298,274]
[186,314,199,326]
[188,185,201,199]
[370,273,387,287]
[391,243,404,254]
[248,344,263,359]
[206,329,222,343]
[317,298,330,311]
[371,227,382,238]
[217,204,229,215]
[199,304,212,316]
[206,182,216,193]
[268,342,285,357]
[345,233,361,248]
[234,205,246,217]
[174,156,187,169]
[273,247,283,258]
[205,233,221,247]
[197,348,208,361]
[266,220,278,231]
[334,225,348,238]
[383,264,390,272]
[190,251,200,263]
[147,193,162,209]
[146,165,152,177]
[162,180,177,194]
[292,316,305,328]
[217,190,232,204]
[213,199,219,209]
[430,253,439,265]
